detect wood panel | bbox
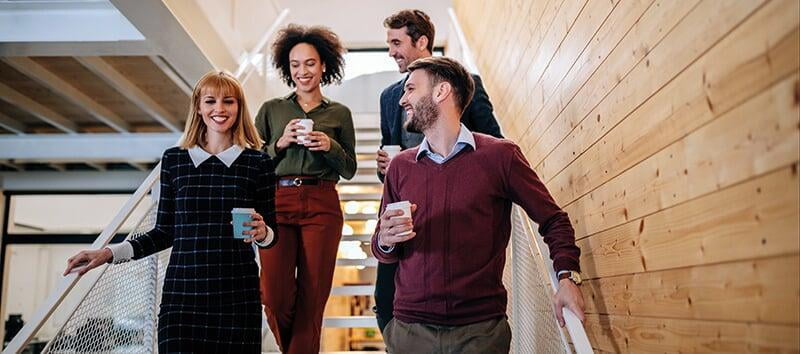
[529,0,766,169]
[503,0,589,137]
[576,162,798,278]
[582,255,799,325]
[584,314,799,353]
[519,0,704,159]
[542,0,799,207]
[456,0,800,351]
[520,0,654,160]
[565,73,799,240]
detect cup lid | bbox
[231,208,256,213]
[386,201,411,209]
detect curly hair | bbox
[271,24,345,87]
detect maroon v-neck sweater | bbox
[372,133,580,325]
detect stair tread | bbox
[330,285,375,296]
[336,258,378,267]
[341,234,372,241]
[323,316,378,328]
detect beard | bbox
[403,95,439,134]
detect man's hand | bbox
[552,279,585,327]
[376,149,391,175]
[377,204,417,248]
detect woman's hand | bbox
[242,212,269,243]
[275,119,303,152]
[304,131,331,152]
[63,248,113,276]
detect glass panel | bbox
[7,194,152,235]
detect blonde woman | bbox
[63,71,277,352]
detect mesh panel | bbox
[506,206,568,354]
[43,200,170,353]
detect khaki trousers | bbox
[384,316,511,354]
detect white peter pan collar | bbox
[188,145,244,168]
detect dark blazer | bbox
[379,74,503,149]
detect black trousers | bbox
[374,261,398,332]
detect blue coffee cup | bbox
[231,208,255,239]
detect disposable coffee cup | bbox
[385,201,412,236]
[383,145,401,160]
[231,208,255,239]
[296,119,314,144]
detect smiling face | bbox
[386,26,428,73]
[289,42,325,93]
[399,69,440,133]
[198,87,239,136]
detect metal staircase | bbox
[319,115,385,351]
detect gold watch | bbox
[558,270,582,285]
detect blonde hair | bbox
[179,71,263,150]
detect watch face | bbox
[570,272,582,284]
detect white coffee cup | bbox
[385,201,412,236]
[383,145,401,160]
[296,119,314,144]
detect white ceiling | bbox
[276,0,453,48]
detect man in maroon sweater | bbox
[371,56,585,353]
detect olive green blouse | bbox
[254,92,357,181]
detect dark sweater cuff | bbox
[553,257,580,274]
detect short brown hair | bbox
[383,9,435,53]
[407,57,475,114]
[271,24,345,87]
[180,71,262,150]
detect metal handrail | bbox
[3,13,292,348]
[516,207,593,354]
[234,8,290,83]
[3,165,160,354]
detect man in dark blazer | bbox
[373,9,504,333]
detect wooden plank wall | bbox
[453,0,799,352]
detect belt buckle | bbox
[292,177,302,187]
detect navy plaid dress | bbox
[128,147,277,353]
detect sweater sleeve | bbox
[256,102,287,163]
[254,153,278,249]
[128,150,176,259]
[323,106,357,180]
[505,144,580,273]
[371,160,401,264]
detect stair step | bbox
[330,285,375,296]
[356,160,378,169]
[341,234,372,242]
[356,145,379,154]
[343,213,377,221]
[323,316,378,328]
[355,131,381,142]
[336,258,378,267]
[339,193,382,201]
[340,174,381,185]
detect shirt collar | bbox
[188,145,244,168]
[416,124,476,161]
[284,91,330,106]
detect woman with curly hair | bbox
[254,24,356,353]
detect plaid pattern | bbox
[128,147,277,351]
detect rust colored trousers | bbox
[259,179,343,353]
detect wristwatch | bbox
[558,270,582,285]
